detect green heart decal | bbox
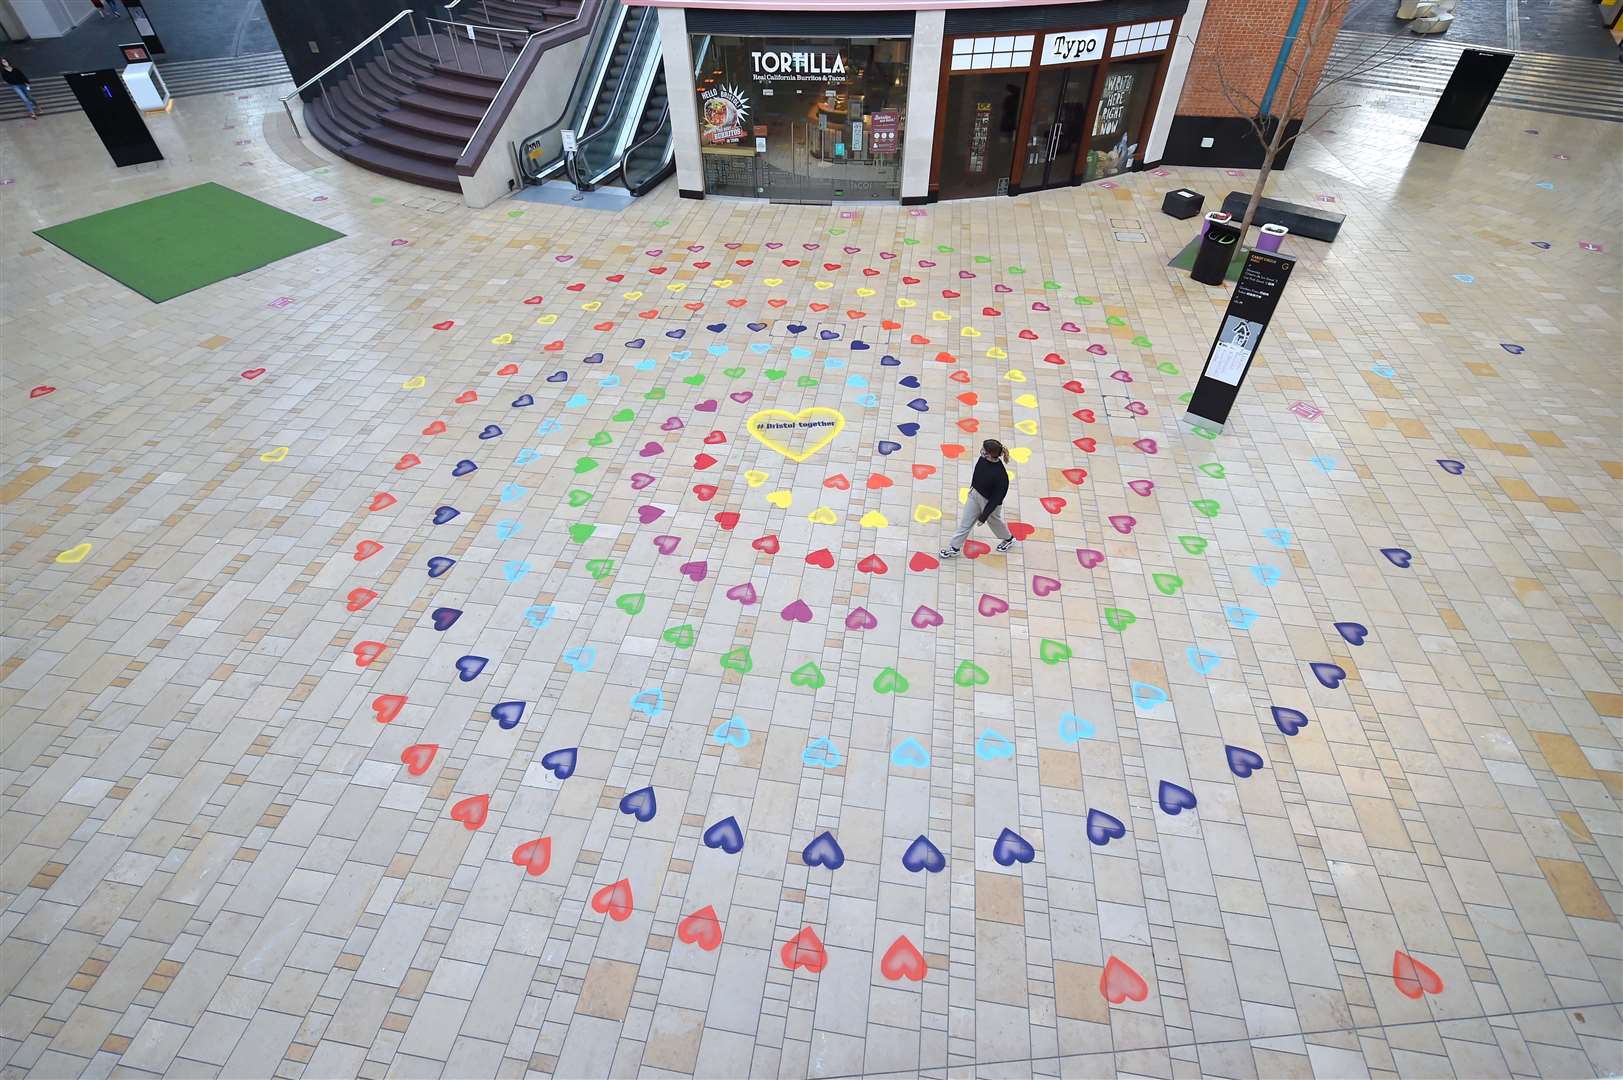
[764,369,786,381]
[1131,336,1154,348]
[573,457,599,474]
[586,558,614,580]
[954,660,989,687]
[873,667,909,694]
[1153,573,1183,596]
[588,431,612,447]
[790,661,826,689]
[724,366,746,378]
[937,245,956,253]
[796,376,817,388]
[645,387,666,400]
[611,408,635,422]
[615,592,646,615]
[1074,295,1097,305]
[974,255,991,264]
[567,489,591,508]
[662,624,695,649]
[369,196,386,204]
[1038,638,1072,664]
[1192,499,1221,518]
[652,219,670,227]
[1177,535,1208,555]
[1103,607,1136,632]
[1157,361,1179,375]
[1007,266,1025,275]
[902,237,919,246]
[568,523,596,543]
[682,374,705,386]
[1043,280,1061,290]
[829,227,846,235]
[508,210,524,218]
[1197,462,1226,479]
[720,646,753,674]
[1105,315,1127,327]
[1192,425,1218,439]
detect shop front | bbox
[931,15,1176,200]
[695,35,912,203]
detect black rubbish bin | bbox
[1190,218,1241,285]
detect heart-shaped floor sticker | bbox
[744,406,846,463]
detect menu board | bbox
[969,101,991,173]
[870,109,899,156]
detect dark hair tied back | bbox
[982,439,1008,462]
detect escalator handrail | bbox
[572,8,657,158]
[619,104,673,195]
[516,0,628,179]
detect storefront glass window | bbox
[1083,57,1158,181]
[693,35,910,203]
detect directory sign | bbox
[1185,249,1295,430]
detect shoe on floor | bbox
[996,538,1017,553]
[938,547,960,559]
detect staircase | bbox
[298,1,581,191]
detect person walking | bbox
[2,59,39,119]
[91,0,124,15]
[940,438,1018,558]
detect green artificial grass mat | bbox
[35,182,344,303]
[1167,236,1253,283]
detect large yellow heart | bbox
[623,290,643,300]
[931,310,950,321]
[1004,369,1028,383]
[491,333,513,345]
[1009,446,1031,464]
[55,542,92,564]
[960,326,981,338]
[808,506,838,524]
[745,407,845,463]
[897,298,916,308]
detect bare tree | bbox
[1203,0,1417,242]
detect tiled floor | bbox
[1,78,1619,1080]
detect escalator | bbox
[516,8,698,195]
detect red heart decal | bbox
[649,266,667,274]
[432,321,454,330]
[497,363,519,376]
[684,301,704,312]
[371,692,405,722]
[942,289,960,299]
[910,334,930,345]
[693,452,718,470]
[846,309,865,319]
[940,443,966,457]
[639,309,659,319]
[727,298,746,308]
[822,262,840,271]
[935,352,958,365]
[354,641,384,666]
[703,430,727,445]
[948,370,972,384]
[605,273,624,283]
[865,474,893,490]
[1062,467,1089,484]
[908,551,939,572]
[455,390,477,404]
[593,321,613,331]
[346,588,378,613]
[782,258,800,267]
[1018,329,1038,340]
[714,511,740,530]
[693,484,718,501]
[1009,522,1036,540]
[780,927,827,972]
[368,492,396,511]
[400,742,437,776]
[693,260,711,269]
[857,554,888,574]
[1392,951,1444,999]
[957,418,980,433]
[544,340,566,351]
[565,282,585,292]
[752,534,780,554]
[823,473,850,490]
[862,267,879,277]
[1040,496,1066,514]
[1063,380,1087,394]
[736,258,753,266]
[805,548,834,569]
[354,540,382,561]
[398,452,423,471]
[911,464,935,479]
[1100,956,1149,1004]
[1074,437,1097,452]
[903,275,920,285]
[422,420,447,435]
[880,936,926,982]
[882,319,901,330]
[957,391,979,406]
[450,793,490,830]
[809,302,830,312]
[523,295,544,304]
[1042,352,1065,365]
[963,540,990,559]
[591,879,633,921]
[240,368,266,380]
[982,307,1002,317]
[677,905,722,950]
[1073,409,1095,423]
[768,299,787,308]
[512,837,551,876]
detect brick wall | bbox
[1178,0,1350,120]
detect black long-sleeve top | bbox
[971,456,1009,513]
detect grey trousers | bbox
[948,491,1012,549]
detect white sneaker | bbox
[996,538,1017,553]
[938,547,960,559]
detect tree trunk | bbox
[1238,115,1290,244]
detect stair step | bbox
[362,123,465,163]
[379,106,479,142]
[418,73,502,102]
[399,90,488,121]
[340,142,463,191]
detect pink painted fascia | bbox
[626,0,1105,9]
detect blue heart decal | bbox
[877,440,902,455]
[512,394,535,407]
[1261,527,1291,548]
[1380,547,1412,568]
[433,505,459,525]
[430,607,461,631]
[496,519,521,540]
[1058,712,1094,743]
[1251,564,1281,587]
[1272,705,1310,735]
[1157,781,1197,815]
[802,830,845,870]
[630,687,664,717]
[1334,621,1368,646]
[427,556,456,578]
[1225,605,1259,630]
[992,827,1035,866]
[905,398,929,412]
[540,746,576,779]
[974,728,1014,760]
[802,736,842,768]
[899,375,921,388]
[1186,648,1220,675]
[1225,744,1265,777]
[562,646,595,672]
[1085,808,1126,846]
[703,815,744,853]
[624,337,646,348]
[1130,681,1168,710]
[712,716,750,747]
[880,354,899,366]
[454,654,488,681]
[503,560,531,582]
[479,424,502,440]
[523,604,553,629]
[891,736,930,768]
[491,701,526,730]
[619,786,657,821]
[896,422,920,437]
[1310,662,1347,689]
[452,459,477,477]
[500,483,528,503]
[901,835,945,873]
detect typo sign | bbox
[751,49,847,82]
[1185,249,1296,430]
[1040,29,1106,66]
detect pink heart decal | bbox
[1128,480,1155,496]
[724,582,758,605]
[661,416,684,431]
[781,599,813,622]
[695,399,718,412]
[729,391,752,404]
[880,251,897,259]
[637,505,664,524]
[910,604,944,629]
[645,249,662,257]
[1061,321,1082,332]
[652,534,680,555]
[1108,367,1132,380]
[993,283,1012,293]
[843,245,860,254]
[555,254,574,262]
[766,241,782,249]
[845,606,878,630]
[1133,438,1158,455]
[1032,301,1050,311]
[630,472,655,490]
[680,561,708,582]
[1076,548,1105,569]
[725,242,742,249]
[977,594,1010,617]
[391,238,409,246]
[1031,575,1061,597]
[802,243,819,251]
[1088,344,1110,357]
[688,245,704,252]
[1125,401,1149,416]
[918,259,936,268]
[959,270,976,279]
[1109,515,1137,535]
[640,441,665,456]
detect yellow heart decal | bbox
[1004,369,1028,383]
[897,298,917,309]
[260,446,289,463]
[808,506,838,525]
[55,542,92,564]
[913,504,942,524]
[931,310,950,321]
[581,300,602,311]
[491,333,513,345]
[667,282,686,292]
[712,278,734,288]
[402,375,427,389]
[623,290,643,300]
[745,406,846,463]
[765,277,783,286]
[1015,393,1038,409]
[1009,447,1031,464]
[814,280,833,290]
[857,287,875,297]
[958,486,969,503]
[1015,419,1039,436]
[960,326,981,338]
[987,347,1008,360]
[859,510,888,528]
[766,489,793,509]
[744,469,769,488]
[535,314,558,325]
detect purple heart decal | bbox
[747,321,767,331]
[781,599,813,622]
[666,328,686,339]
[637,505,664,524]
[845,606,878,630]
[640,441,664,456]
[729,391,752,404]
[1031,575,1061,597]
[1499,343,1525,354]
[679,560,708,582]
[661,416,684,431]
[546,370,568,382]
[624,337,646,348]
[695,399,718,412]
[630,472,655,490]
[910,605,943,629]
[652,534,680,555]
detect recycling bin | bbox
[1257,222,1289,253]
[1191,216,1241,285]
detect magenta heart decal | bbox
[918,259,936,268]
[1032,301,1050,312]
[1109,515,1136,535]
[679,560,708,581]
[688,244,704,252]
[390,238,409,246]
[1061,321,1082,332]
[1076,548,1105,569]
[725,242,741,249]
[911,604,944,629]
[729,391,752,404]
[1125,401,1148,416]
[555,254,574,262]
[880,251,897,260]
[959,270,976,280]
[695,399,718,412]
[1031,575,1061,597]
[640,441,664,457]
[661,416,685,431]
[843,245,860,255]
[993,283,1012,293]
[1133,438,1158,455]
[653,534,680,555]
[802,243,819,251]
[645,249,662,256]
[781,599,813,622]
[1128,480,1154,496]
[845,606,878,630]
[637,505,664,524]
[1108,368,1132,380]
[1088,345,1110,357]
[977,594,1010,617]
[724,582,758,605]
[766,241,782,249]
[630,472,655,490]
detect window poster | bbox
[701,84,749,144]
[969,101,991,173]
[1093,70,1135,137]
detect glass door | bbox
[938,73,1024,200]
[1022,64,1096,190]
